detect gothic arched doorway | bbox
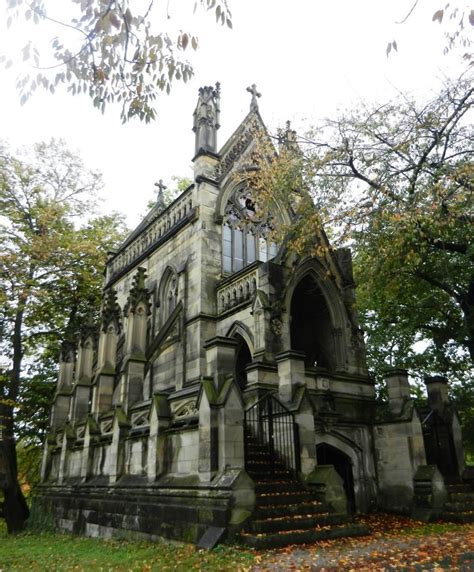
[290,274,334,369]
[234,334,252,390]
[317,443,356,513]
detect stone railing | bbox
[107,189,194,280]
[216,266,258,314]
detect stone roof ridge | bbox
[114,182,194,253]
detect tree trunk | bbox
[0,302,30,533]
[0,409,30,533]
[460,279,474,363]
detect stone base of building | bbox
[32,469,254,544]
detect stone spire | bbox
[193,83,221,155]
[246,83,261,112]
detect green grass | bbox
[0,523,255,571]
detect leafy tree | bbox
[0,139,128,533]
[248,74,473,385]
[4,0,232,122]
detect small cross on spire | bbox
[246,84,261,112]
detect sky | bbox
[0,0,470,229]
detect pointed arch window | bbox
[222,187,278,274]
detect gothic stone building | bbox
[36,85,470,547]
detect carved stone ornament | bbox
[101,288,122,334]
[131,410,150,428]
[174,400,198,418]
[271,318,283,337]
[124,267,152,316]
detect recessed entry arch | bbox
[226,321,254,390]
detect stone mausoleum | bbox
[35,85,473,548]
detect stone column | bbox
[198,377,219,481]
[147,393,171,482]
[91,288,121,416]
[203,336,238,390]
[40,432,56,483]
[424,375,449,412]
[385,368,411,415]
[119,268,151,411]
[57,423,75,484]
[50,340,76,430]
[218,381,245,471]
[109,406,130,484]
[275,350,306,403]
[80,416,100,481]
[294,392,317,476]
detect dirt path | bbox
[251,515,474,571]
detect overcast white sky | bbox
[0,0,470,228]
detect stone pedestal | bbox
[275,350,306,403]
[203,336,238,388]
[425,375,449,411]
[385,368,411,415]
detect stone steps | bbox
[240,522,368,549]
[239,438,368,548]
[441,481,474,523]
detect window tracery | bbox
[222,187,278,274]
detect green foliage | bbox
[249,75,473,399]
[16,441,43,497]
[4,0,232,122]
[0,139,129,442]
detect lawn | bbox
[0,521,255,571]
[1,515,473,571]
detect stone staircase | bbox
[441,481,474,523]
[239,437,368,549]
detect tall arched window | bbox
[159,268,179,325]
[222,187,278,274]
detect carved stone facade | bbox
[36,87,470,545]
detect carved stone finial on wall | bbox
[277,120,299,154]
[246,83,261,112]
[192,83,221,155]
[101,288,122,334]
[124,267,152,316]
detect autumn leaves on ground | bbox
[254,515,474,571]
[0,514,473,571]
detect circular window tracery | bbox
[222,187,278,274]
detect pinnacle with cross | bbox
[154,179,167,211]
[247,84,261,112]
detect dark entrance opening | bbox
[235,335,252,390]
[290,275,334,369]
[422,412,459,478]
[317,443,356,513]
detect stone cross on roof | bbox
[154,179,167,212]
[247,84,261,112]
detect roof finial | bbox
[246,84,261,112]
[154,179,167,212]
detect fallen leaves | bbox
[251,514,474,571]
